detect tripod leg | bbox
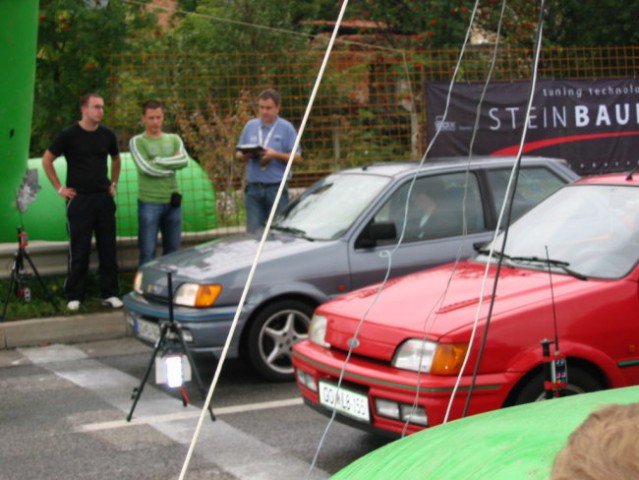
[164,270,214,420]
[175,328,216,421]
[180,387,190,407]
[22,250,59,313]
[126,324,167,422]
[0,260,18,322]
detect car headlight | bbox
[174,283,222,307]
[393,339,468,375]
[133,271,143,294]
[309,313,330,347]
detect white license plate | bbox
[319,381,370,422]
[133,317,161,343]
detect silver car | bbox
[124,156,578,380]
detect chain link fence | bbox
[107,46,639,266]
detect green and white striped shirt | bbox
[129,133,189,203]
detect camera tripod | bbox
[127,269,215,422]
[1,227,59,322]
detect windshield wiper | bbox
[271,225,315,241]
[509,255,588,281]
[475,248,514,262]
[475,249,587,280]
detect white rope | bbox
[123,0,546,465]
[440,0,509,424]
[400,0,495,436]
[442,0,547,424]
[306,0,487,461]
[177,0,351,478]
[124,0,402,53]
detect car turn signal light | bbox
[430,343,469,375]
[174,283,223,307]
[193,284,223,307]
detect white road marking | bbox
[75,397,304,432]
[20,344,328,480]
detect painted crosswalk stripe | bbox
[21,344,328,480]
[75,398,304,432]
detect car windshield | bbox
[478,184,639,279]
[274,172,391,240]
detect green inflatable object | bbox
[0,0,39,242]
[332,386,639,479]
[22,154,217,241]
[0,1,216,242]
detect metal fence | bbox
[107,46,639,267]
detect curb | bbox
[0,311,131,349]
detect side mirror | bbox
[473,241,487,252]
[356,221,397,248]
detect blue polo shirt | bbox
[237,116,301,184]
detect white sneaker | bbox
[102,296,123,309]
[67,300,80,311]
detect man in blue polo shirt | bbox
[236,89,301,233]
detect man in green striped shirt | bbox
[129,100,189,266]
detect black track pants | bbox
[65,192,119,301]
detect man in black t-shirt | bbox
[42,93,122,311]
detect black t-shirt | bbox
[48,123,119,194]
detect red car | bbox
[292,173,639,437]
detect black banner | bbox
[426,79,639,174]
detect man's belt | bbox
[249,182,281,187]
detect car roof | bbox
[575,172,639,186]
[332,386,639,480]
[335,155,574,179]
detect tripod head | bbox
[163,268,177,327]
[16,226,28,249]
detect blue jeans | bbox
[245,183,289,233]
[138,200,182,266]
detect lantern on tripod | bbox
[127,268,214,422]
[155,333,192,388]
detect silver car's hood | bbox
[140,232,333,282]
[137,231,350,304]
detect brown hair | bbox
[142,100,163,114]
[79,93,103,108]
[551,403,639,479]
[257,88,281,106]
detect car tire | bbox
[510,366,604,405]
[247,299,314,381]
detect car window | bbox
[372,172,484,243]
[486,184,639,279]
[276,172,391,240]
[486,167,567,220]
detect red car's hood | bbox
[321,260,606,361]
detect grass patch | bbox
[0,272,134,322]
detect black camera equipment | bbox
[541,338,568,399]
[1,227,59,321]
[127,268,215,422]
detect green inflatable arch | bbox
[22,154,217,241]
[0,0,39,242]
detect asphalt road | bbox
[0,337,390,479]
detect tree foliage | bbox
[173,0,337,53]
[32,0,639,157]
[33,0,156,156]
[544,0,639,46]
[344,0,472,49]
